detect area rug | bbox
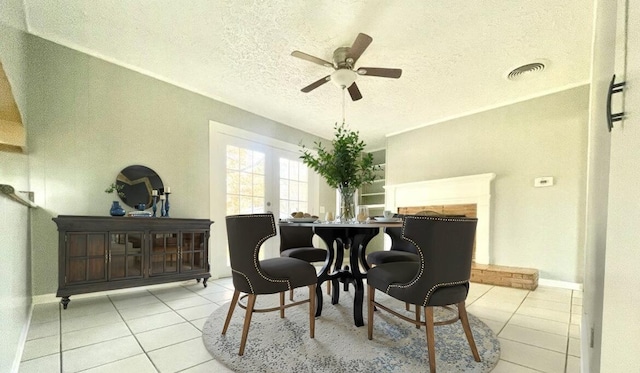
[202,289,500,372]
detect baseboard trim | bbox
[12,304,33,373]
[538,278,583,291]
[32,293,59,305]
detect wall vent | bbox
[507,61,547,81]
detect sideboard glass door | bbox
[149,232,179,276]
[180,231,208,273]
[66,233,107,285]
[109,232,144,280]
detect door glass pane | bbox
[214,130,318,277]
[226,145,266,214]
[278,158,310,219]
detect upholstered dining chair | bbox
[367,211,444,267]
[279,225,330,300]
[223,213,317,356]
[367,215,480,373]
[366,225,419,266]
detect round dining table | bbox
[278,220,402,327]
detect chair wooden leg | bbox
[280,292,285,318]
[309,284,316,338]
[326,280,331,296]
[238,294,256,356]
[289,288,294,301]
[406,302,411,311]
[458,302,481,362]
[424,306,436,373]
[222,290,240,335]
[367,285,375,340]
[415,304,421,329]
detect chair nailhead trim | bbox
[232,269,254,293]
[386,224,424,292]
[422,280,469,306]
[385,216,476,305]
[405,216,475,223]
[229,214,292,291]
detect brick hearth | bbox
[471,263,539,290]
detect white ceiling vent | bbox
[506,60,548,81]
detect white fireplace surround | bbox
[385,173,496,264]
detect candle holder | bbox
[152,195,158,217]
[164,192,171,217]
[160,197,166,217]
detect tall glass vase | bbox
[338,185,356,223]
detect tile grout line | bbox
[564,289,579,373]
[494,288,530,336]
[113,289,163,372]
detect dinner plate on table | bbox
[372,217,401,223]
[286,218,319,223]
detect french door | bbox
[209,121,318,278]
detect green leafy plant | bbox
[300,123,379,190]
[105,182,125,199]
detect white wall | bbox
[581,0,618,369]
[386,86,589,283]
[0,22,32,373]
[600,0,640,369]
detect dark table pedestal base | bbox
[313,226,379,327]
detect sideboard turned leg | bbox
[61,297,70,310]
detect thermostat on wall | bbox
[534,176,554,187]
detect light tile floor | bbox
[19,279,582,372]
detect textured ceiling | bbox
[5,0,593,148]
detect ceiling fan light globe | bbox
[331,69,357,88]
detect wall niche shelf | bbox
[358,149,386,217]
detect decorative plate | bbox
[286,218,319,223]
[373,217,401,223]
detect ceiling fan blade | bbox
[347,82,363,101]
[291,51,334,68]
[301,76,331,93]
[356,67,402,79]
[347,33,373,64]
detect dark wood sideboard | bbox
[53,215,213,309]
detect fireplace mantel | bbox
[385,173,496,264]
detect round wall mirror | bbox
[115,165,164,209]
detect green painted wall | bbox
[387,86,589,283]
[22,33,332,296]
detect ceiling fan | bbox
[291,33,402,101]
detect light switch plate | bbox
[534,176,554,187]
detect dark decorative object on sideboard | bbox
[109,201,126,216]
[53,215,213,309]
[164,189,171,217]
[152,193,158,217]
[116,165,164,209]
[160,195,166,217]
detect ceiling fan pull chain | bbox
[342,88,347,125]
